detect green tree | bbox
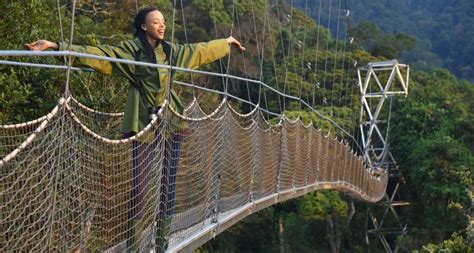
[391,69,473,249]
[417,230,474,253]
[0,1,66,124]
[298,190,349,253]
[349,21,416,59]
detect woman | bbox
[26,7,245,251]
[26,8,245,135]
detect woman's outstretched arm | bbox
[25,39,136,79]
[173,36,245,70]
[25,40,58,51]
[225,36,246,51]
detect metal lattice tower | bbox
[358,60,411,253]
[358,60,409,171]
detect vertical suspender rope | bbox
[179,0,197,99]
[275,0,289,111]
[322,0,332,108]
[298,0,309,109]
[286,0,296,111]
[47,0,77,249]
[338,2,353,151]
[56,0,66,65]
[223,0,236,97]
[250,0,263,107]
[234,6,253,107]
[255,0,271,119]
[329,0,343,114]
[348,71,358,153]
[56,0,65,42]
[338,8,349,109]
[304,0,312,107]
[260,0,271,119]
[167,0,177,104]
[341,0,354,111]
[340,0,359,146]
[312,0,323,108]
[210,0,228,93]
[63,0,77,98]
[159,2,178,243]
[266,1,283,115]
[341,0,360,153]
[286,0,299,110]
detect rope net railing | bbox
[1,91,387,252]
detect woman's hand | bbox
[24,40,58,51]
[226,36,246,51]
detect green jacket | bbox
[59,38,230,135]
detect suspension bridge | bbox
[0,1,410,252]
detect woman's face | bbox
[143,10,166,41]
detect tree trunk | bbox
[279,217,285,253]
[327,215,339,253]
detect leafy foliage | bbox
[0,1,63,123]
[416,230,474,253]
[391,69,473,249]
[349,21,416,59]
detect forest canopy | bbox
[294,0,474,82]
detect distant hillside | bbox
[294,0,474,82]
